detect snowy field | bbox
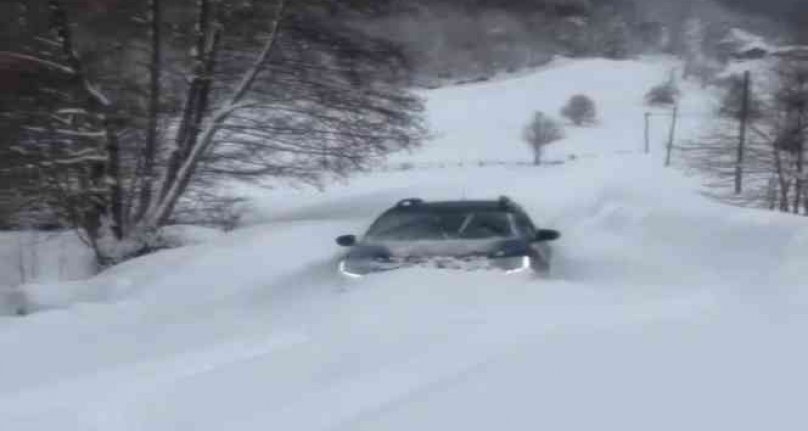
[2,57,808,430]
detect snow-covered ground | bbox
[2,57,808,430]
[0,231,96,314]
[0,226,224,315]
[384,56,714,167]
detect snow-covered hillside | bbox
[385,56,714,166]
[2,57,808,431]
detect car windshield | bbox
[365,210,514,241]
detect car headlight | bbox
[494,255,531,274]
[505,256,531,274]
[338,260,364,278]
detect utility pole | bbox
[644,112,651,154]
[795,114,804,213]
[735,71,750,194]
[665,105,678,167]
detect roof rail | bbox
[396,198,424,208]
[498,195,515,210]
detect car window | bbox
[457,212,513,239]
[365,212,451,241]
[365,210,514,241]
[513,212,536,237]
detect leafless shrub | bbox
[523,111,564,165]
[645,80,680,106]
[561,94,597,126]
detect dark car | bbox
[335,197,560,277]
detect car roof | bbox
[390,198,524,213]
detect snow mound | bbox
[0,231,95,315]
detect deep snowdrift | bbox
[2,57,808,431]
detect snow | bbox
[0,226,224,315]
[156,224,225,247]
[0,231,95,315]
[383,56,713,169]
[2,56,808,430]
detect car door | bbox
[512,211,552,271]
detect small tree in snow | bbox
[523,112,563,165]
[645,80,680,106]
[717,74,764,122]
[561,94,597,126]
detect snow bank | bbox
[155,224,225,247]
[0,231,95,315]
[0,225,227,315]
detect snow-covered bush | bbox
[523,112,564,165]
[645,81,680,106]
[561,94,597,126]
[717,74,764,121]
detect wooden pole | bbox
[735,71,750,194]
[665,105,678,167]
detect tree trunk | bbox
[773,147,791,212]
[803,186,808,215]
[793,115,805,213]
[104,121,124,239]
[185,25,221,161]
[767,177,777,210]
[137,0,162,221]
[150,0,287,227]
[49,0,123,241]
[159,0,214,204]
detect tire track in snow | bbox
[0,332,308,431]
[123,286,717,431]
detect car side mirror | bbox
[336,234,357,247]
[534,229,560,242]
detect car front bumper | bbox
[338,255,532,278]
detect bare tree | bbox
[1,0,426,266]
[685,59,808,215]
[523,111,563,165]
